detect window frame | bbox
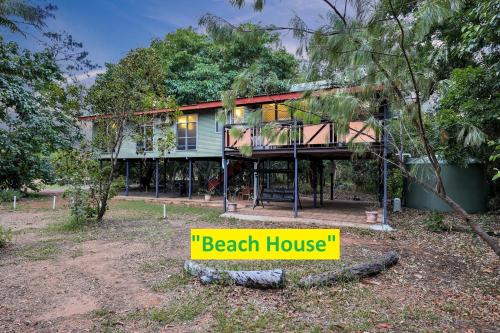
[176,113,198,151]
[136,122,155,154]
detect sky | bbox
[4,0,335,84]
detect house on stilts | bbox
[79,82,390,229]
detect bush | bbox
[0,225,12,247]
[424,213,447,232]
[389,168,403,199]
[0,189,23,203]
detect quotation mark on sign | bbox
[328,234,336,242]
[192,235,200,242]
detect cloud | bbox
[74,69,106,81]
[66,69,106,86]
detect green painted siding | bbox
[97,108,222,159]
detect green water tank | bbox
[403,158,489,213]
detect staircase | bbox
[207,161,244,192]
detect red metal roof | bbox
[79,91,303,121]
[78,86,382,121]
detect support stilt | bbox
[382,103,389,225]
[312,160,318,208]
[253,161,258,208]
[319,160,324,207]
[293,120,298,218]
[222,126,227,213]
[125,160,129,196]
[188,158,193,199]
[155,159,159,198]
[163,159,167,193]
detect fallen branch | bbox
[184,260,285,289]
[299,250,399,288]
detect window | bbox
[232,107,245,124]
[136,123,154,153]
[177,114,197,150]
[261,103,290,122]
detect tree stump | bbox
[299,250,399,288]
[184,260,285,289]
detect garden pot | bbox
[227,202,237,212]
[204,194,212,202]
[365,211,378,223]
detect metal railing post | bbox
[293,119,298,218]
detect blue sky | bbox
[4,0,334,82]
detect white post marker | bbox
[163,204,166,219]
[13,195,16,210]
[52,196,56,210]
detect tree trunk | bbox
[299,250,399,288]
[439,193,500,256]
[184,260,285,289]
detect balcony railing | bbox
[224,120,379,151]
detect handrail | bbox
[224,120,380,150]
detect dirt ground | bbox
[0,194,498,332]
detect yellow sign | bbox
[190,229,340,260]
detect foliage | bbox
[152,27,298,105]
[0,225,12,248]
[85,47,177,220]
[423,0,499,80]
[0,37,84,190]
[488,140,500,181]
[0,188,22,203]
[431,67,499,166]
[0,0,55,35]
[52,148,124,224]
[424,213,447,232]
[0,1,95,191]
[388,168,403,199]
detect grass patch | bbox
[134,291,213,325]
[91,308,125,333]
[213,305,283,332]
[18,241,59,260]
[140,257,181,273]
[111,201,222,223]
[152,271,192,292]
[46,215,90,233]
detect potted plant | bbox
[201,189,215,202]
[227,192,238,212]
[365,203,379,223]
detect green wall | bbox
[98,108,223,160]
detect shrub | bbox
[389,168,403,199]
[0,225,12,247]
[0,189,23,203]
[424,213,447,232]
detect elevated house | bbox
[79,82,389,227]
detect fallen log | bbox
[184,260,285,289]
[299,250,399,288]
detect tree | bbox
[151,27,298,105]
[0,1,96,191]
[0,0,55,35]
[204,0,499,255]
[431,67,499,167]
[0,36,83,190]
[85,48,178,221]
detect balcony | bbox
[223,120,382,158]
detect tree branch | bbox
[387,0,445,195]
[321,0,347,26]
